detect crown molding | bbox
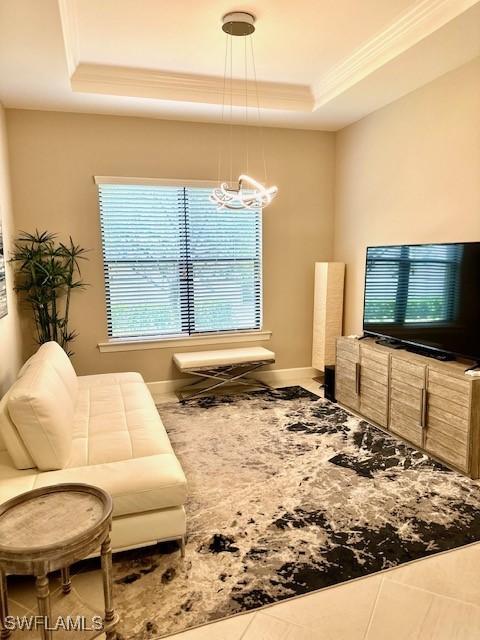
[58,0,477,121]
[313,0,480,108]
[58,0,79,76]
[71,63,314,112]
[58,0,313,112]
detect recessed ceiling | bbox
[0,0,479,130]
[70,0,415,84]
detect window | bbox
[364,244,461,325]
[97,181,262,340]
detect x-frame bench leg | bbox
[177,361,272,402]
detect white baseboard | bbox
[147,366,318,396]
[256,366,318,385]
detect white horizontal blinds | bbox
[98,183,262,339]
[185,187,262,333]
[365,244,461,325]
[364,246,401,323]
[404,244,461,323]
[99,184,187,338]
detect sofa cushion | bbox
[70,374,173,467]
[19,341,78,404]
[0,404,6,453]
[0,454,187,517]
[8,358,74,470]
[40,454,187,516]
[78,372,144,388]
[0,392,36,469]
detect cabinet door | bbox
[424,369,471,472]
[359,344,389,427]
[335,338,360,411]
[389,357,426,447]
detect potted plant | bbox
[11,230,87,356]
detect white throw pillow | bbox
[8,358,74,470]
[0,392,36,469]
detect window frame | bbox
[95,176,267,349]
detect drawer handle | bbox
[355,363,361,395]
[420,388,428,428]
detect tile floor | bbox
[6,378,480,639]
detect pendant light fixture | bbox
[210,11,278,211]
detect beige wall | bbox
[0,104,23,395]
[334,57,480,336]
[6,110,335,381]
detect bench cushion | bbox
[173,346,275,371]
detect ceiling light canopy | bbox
[210,11,278,211]
[222,11,256,36]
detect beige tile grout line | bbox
[238,612,257,640]
[239,610,327,640]
[385,575,480,610]
[362,577,385,640]
[414,596,436,640]
[259,608,334,639]
[7,597,34,615]
[362,577,475,640]
[8,583,64,616]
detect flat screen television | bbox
[363,242,480,361]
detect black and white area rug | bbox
[112,386,480,639]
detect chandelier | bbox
[210,11,278,211]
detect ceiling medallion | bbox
[210,11,278,211]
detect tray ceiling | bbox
[0,0,479,130]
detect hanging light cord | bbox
[229,27,234,186]
[244,34,249,176]
[210,12,278,210]
[217,32,229,185]
[250,35,268,185]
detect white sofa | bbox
[0,342,187,553]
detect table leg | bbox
[35,574,52,640]
[61,567,71,594]
[0,570,10,640]
[101,535,116,640]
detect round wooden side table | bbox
[0,483,117,640]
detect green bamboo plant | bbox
[10,230,87,356]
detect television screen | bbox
[363,242,480,360]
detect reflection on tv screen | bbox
[363,243,480,359]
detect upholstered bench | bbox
[173,346,276,401]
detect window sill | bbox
[97,330,272,353]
